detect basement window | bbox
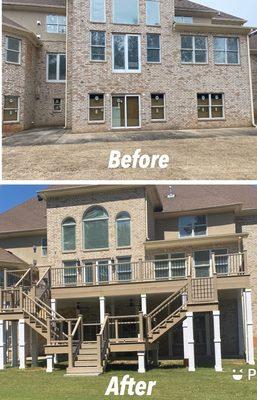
[89,94,105,122]
[46,15,66,34]
[3,96,20,123]
[151,94,165,120]
[197,93,224,120]
[5,36,21,64]
[53,98,62,112]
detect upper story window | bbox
[5,36,21,64]
[147,34,161,63]
[47,53,66,82]
[179,215,207,238]
[175,16,193,24]
[41,238,47,257]
[90,31,106,61]
[83,207,109,250]
[213,37,239,65]
[112,34,141,72]
[113,0,139,24]
[197,93,224,120]
[90,0,106,22]
[146,0,160,26]
[46,15,66,33]
[116,212,131,247]
[62,218,76,252]
[181,35,207,64]
[3,96,19,123]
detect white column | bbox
[46,355,53,373]
[18,319,26,369]
[182,292,188,305]
[11,321,18,367]
[137,352,146,373]
[205,313,211,357]
[99,297,105,324]
[141,294,147,315]
[31,329,38,367]
[3,321,8,364]
[237,291,244,357]
[51,299,58,364]
[243,289,255,365]
[182,318,188,361]
[186,312,195,372]
[0,320,6,370]
[213,311,222,372]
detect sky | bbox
[0,185,48,214]
[195,0,257,26]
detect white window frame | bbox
[116,256,132,281]
[154,253,187,280]
[147,33,161,64]
[41,238,47,257]
[90,0,106,23]
[112,0,139,25]
[178,215,208,238]
[151,93,166,121]
[181,35,208,65]
[197,93,225,120]
[146,0,161,26]
[46,15,66,34]
[5,36,21,65]
[90,31,106,62]
[112,34,141,73]
[213,36,240,65]
[62,260,78,286]
[88,93,105,123]
[3,96,20,124]
[193,248,228,278]
[53,98,62,113]
[46,53,66,83]
[111,94,141,129]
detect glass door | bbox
[112,95,140,128]
[194,251,210,278]
[97,260,110,283]
[127,96,139,127]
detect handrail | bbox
[14,268,32,288]
[72,316,82,337]
[150,305,185,334]
[36,267,51,287]
[148,283,188,318]
[97,315,110,372]
[35,296,65,320]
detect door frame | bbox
[111,94,141,129]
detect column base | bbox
[137,352,146,373]
[46,355,53,373]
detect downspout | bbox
[64,0,68,129]
[247,34,256,127]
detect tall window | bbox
[5,36,21,64]
[117,257,132,281]
[181,35,207,64]
[89,94,105,122]
[197,93,224,120]
[179,215,207,237]
[90,0,105,22]
[83,207,109,249]
[63,260,77,285]
[154,253,186,279]
[194,251,210,278]
[62,218,76,252]
[3,96,19,123]
[147,34,161,63]
[46,15,66,33]
[90,31,106,61]
[146,0,160,25]
[116,212,131,247]
[41,238,47,257]
[213,249,228,275]
[151,94,165,120]
[213,37,239,64]
[47,53,66,82]
[112,34,140,72]
[113,0,139,24]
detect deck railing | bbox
[50,252,247,288]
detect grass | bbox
[0,360,257,399]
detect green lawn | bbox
[0,360,256,399]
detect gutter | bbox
[247,34,257,127]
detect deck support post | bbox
[99,296,105,324]
[243,289,255,365]
[141,294,147,315]
[11,321,18,367]
[46,355,53,373]
[182,318,188,361]
[0,320,6,370]
[51,298,58,364]
[18,319,26,369]
[213,311,222,372]
[31,329,38,367]
[137,351,146,373]
[186,312,195,372]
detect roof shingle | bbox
[0,248,27,265]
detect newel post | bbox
[211,252,216,276]
[46,316,51,345]
[19,286,23,311]
[139,312,144,341]
[3,269,7,289]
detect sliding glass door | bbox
[112,95,140,128]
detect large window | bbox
[90,0,105,22]
[151,94,165,120]
[89,94,105,122]
[116,212,131,247]
[146,0,160,26]
[46,15,66,33]
[112,34,140,72]
[154,253,186,279]
[5,36,21,64]
[197,93,224,120]
[3,96,19,123]
[175,16,193,24]
[113,0,139,24]
[41,238,47,257]
[117,257,132,281]
[112,95,140,128]
[181,35,207,64]
[47,53,66,82]
[90,31,106,61]
[147,34,161,63]
[83,207,109,249]
[179,215,207,237]
[63,260,77,285]
[213,37,239,65]
[62,218,76,252]
[194,251,210,278]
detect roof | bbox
[158,185,257,213]
[175,0,246,22]
[3,15,30,31]
[250,31,257,51]
[0,197,46,235]
[3,0,65,7]
[0,248,27,266]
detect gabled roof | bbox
[3,0,65,7]
[158,185,257,213]
[3,15,30,31]
[0,248,27,266]
[3,15,42,46]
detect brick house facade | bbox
[250,31,257,119]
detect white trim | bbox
[46,14,66,34]
[151,93,166,121]
[154,252,187,279]
[46,53,66,83]
[213,310,223,372]
[111,94,141,128]
[112,34,141,73]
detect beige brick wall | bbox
[67,0,252,132]
[251,52,257,119]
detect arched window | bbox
[116,211,131,247]
[83,207,109,249]
[62,218,76,251]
